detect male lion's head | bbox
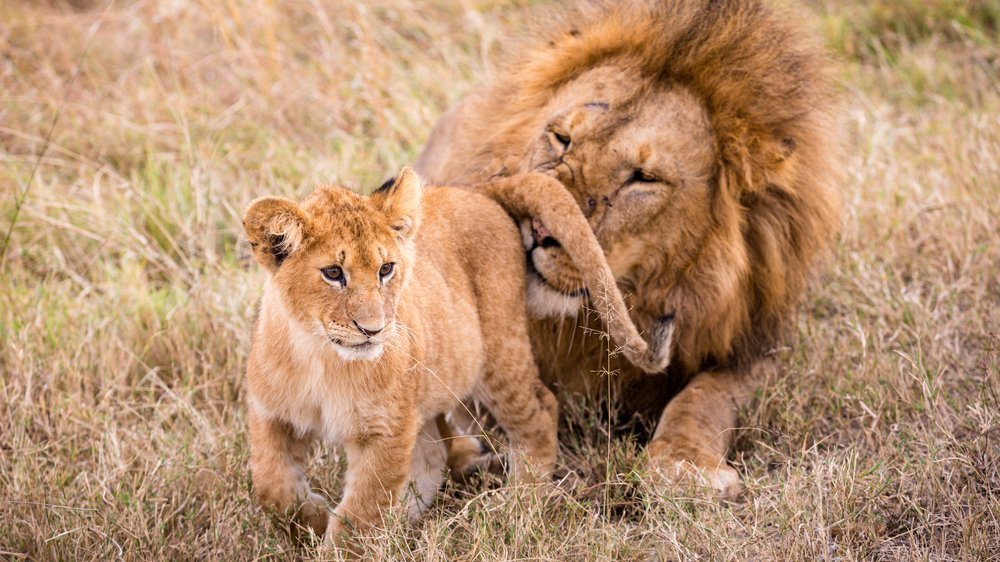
[243,169,422,362]
[517,69,718,322]
[417,0,844,372]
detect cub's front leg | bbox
[327,418,419,543]
[248,409,330,536]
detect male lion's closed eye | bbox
[552,130,571,148]
[629,169,660,184]
[547,128,571,153]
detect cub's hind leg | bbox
[475,311,559,482]
[436,412,504,483]
[248,409,329,536]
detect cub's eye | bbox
[551,129,571,150]
[630,168,660,184]
[379,262,395,278]
[321,266,344,284]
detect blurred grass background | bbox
[1,0,998,559]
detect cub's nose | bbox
[353,320,384,337]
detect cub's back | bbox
[415,186,527,288]
[402,186,531,415]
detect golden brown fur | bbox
[242,169,670,544]
[416,0,844,495]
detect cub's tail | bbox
[471,173,673,374]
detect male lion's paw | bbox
[644,458,743,500]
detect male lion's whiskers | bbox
[563,280,585,353]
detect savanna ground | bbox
[1,0,998,559]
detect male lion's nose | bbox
[353,320,384,337]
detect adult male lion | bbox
[415,0,843,496]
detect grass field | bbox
[2,0,998,559]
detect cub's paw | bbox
[320,516,363,560]
[446,435,504,484]
[644,457,742,500]
[291,492,331,537]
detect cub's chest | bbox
[256,356,405,446]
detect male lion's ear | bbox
[374,166,422,239]
[242,197,312,272]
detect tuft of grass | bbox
[1,0,998,559]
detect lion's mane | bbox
[462,0,844,373]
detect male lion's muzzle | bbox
[523,217,587,298]
[530,217,561,249]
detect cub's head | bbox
[243,167,422,362]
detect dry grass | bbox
[1,0,998,559]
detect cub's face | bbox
[243,169,422,361]
[519,65,716,313]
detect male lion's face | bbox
[244,172,421,361]
[519,66,716,316]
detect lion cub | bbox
[242,168,671,540]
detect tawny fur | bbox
[416,0,844,495]
[242,169,661,542]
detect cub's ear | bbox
[242,197,312,272]
[373,166,422,240]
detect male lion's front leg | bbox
[644,364,762,498]
[327,426,417,544]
